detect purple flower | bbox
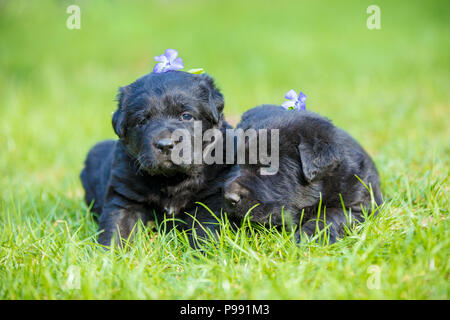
[153,49,184,73]
[281,89,307,110]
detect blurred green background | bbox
[0,0,448,299]
[1,0,448,186]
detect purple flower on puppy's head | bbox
[153,49,184,73]
[282,89,307,110]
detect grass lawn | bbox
[0,0,448,299]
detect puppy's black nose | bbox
[155,138,174,153]
[224,192,241,207]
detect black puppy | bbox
[223,105,382,243]
[80,71,231,247]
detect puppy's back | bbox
[334,128,383,206]
[80,140,116,216]
[238,104,382,208]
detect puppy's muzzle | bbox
[224,191,240,207]
[154,138,175,154]
[223,179,246,210]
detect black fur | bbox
[223,105,382,243]
[80,71,231,247]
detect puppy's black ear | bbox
[198,74,224,123]
[298,127,340,182]
[112,86,129,137]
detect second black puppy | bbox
[223,105,382,243]
[81,71,231,247]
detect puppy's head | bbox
[112,71,224,176]
[223,107,341,224]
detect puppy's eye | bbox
[136,118,147,127]
[180,112,194,122]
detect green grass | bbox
[0,0,449,299]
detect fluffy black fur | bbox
[80,71,231,247]
[223,105,382,243]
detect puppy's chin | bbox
[137,156,195,177]
[223,200,253,219]
[224,200,277,223]
[141,162,186,177]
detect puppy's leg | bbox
[297,207,364,244]
[181,204,225,249]
[98,204,149,248]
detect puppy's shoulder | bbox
[84,140,116,166]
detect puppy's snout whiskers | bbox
[134,154,149,175]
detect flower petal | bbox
[153,62,166,73]
[296,101,306,110]
[154,54,168,63]
[298,92,307,103]
[281,101,295,109]
[170,57,184,70]
[284,89,298,101]
[165,48,178,62]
